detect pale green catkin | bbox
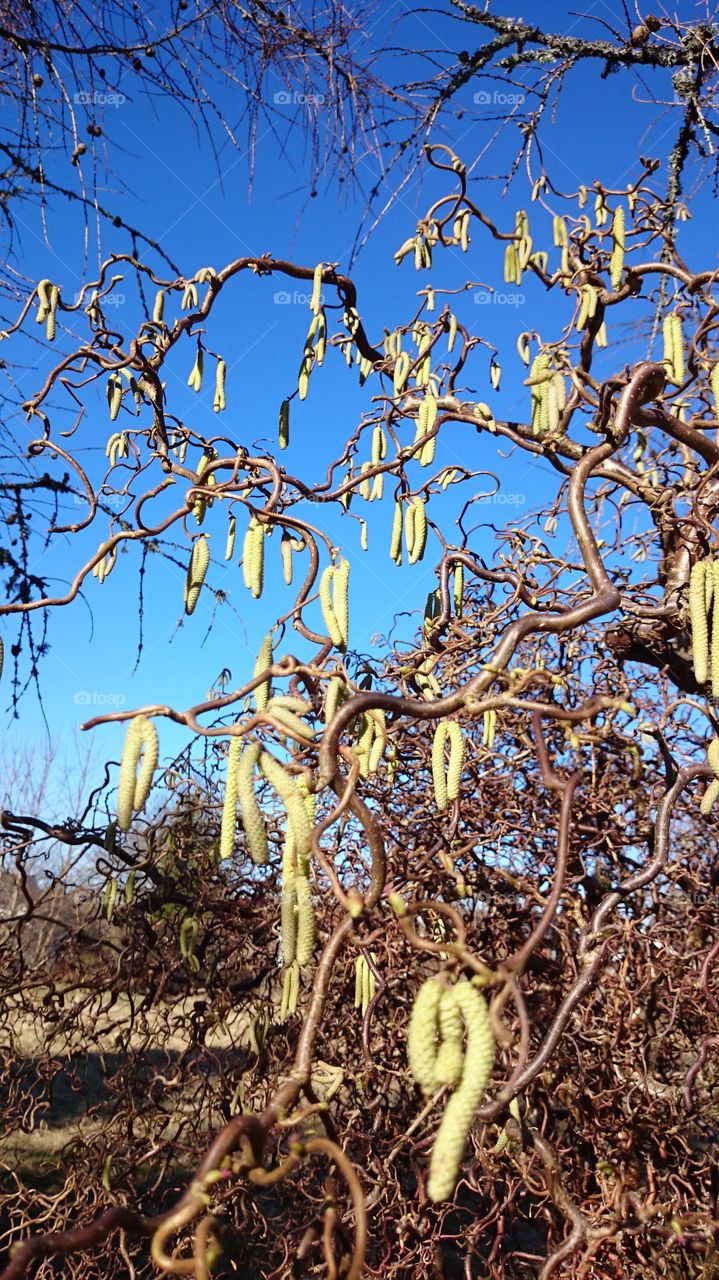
[279,399,290,449]
[390,500,403,563]
[213,359,226,412]
[185,534,210,616]
[259,752,312,857]
[690,561,709,685]
[407,975,443,1094]
[281,875,298,965]
[324,675,346,723]
[225,515,236,561]
[237,742,268,865]
[409,498,427,564]
[361,954,375,1013]
[280,530,294,584]
[254,633,273,712]
[219,735,242,860]
[133,719,159,812]
[433,987,464,1088]
[712,561,719,699]
[117,717,158,831]
[453,564,464,615]
[333,559,350,649]
[319,566,344,649]
[609,205,625,290]
[445,723,464,802]
[295,876,315,965]
[426,979,496,1202]
[432,723,449,811]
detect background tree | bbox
[2,6,719,1280]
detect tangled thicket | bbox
[1,142,719,1280]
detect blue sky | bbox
[1,0,712,814]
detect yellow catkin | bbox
[319,566,345,649]
[185,534,210,616]
[46,285,59,342]
[267,700,315,742]
[407,975,443,1094]
[333,559,350,650]
[368,710,386,774]
[310,262,323,314]
[219,735,242,860]
[117,717,158,831]
[355,712,374,778]
[254,633,273,712]
[188,347,203,392]
[242,519,256,589]
[279,399,290,449]
[409,498,427,564]
[133,719,159,813]
[225,514,236,562]
[281,815,298,954]
[354,954,376,1013]
[324,675,346,723]
[117,721,143,832]
[287,959,300,1014]
[434,987,464,1088]
[690,561,709,685]
[426,980,496,1202]
[279,959,300,1021]
[237,742,268,865]
[281,873,298,965]
[259,752,312,857]
[361,954,375,1013]
[180,916,199,971]
[665,313,680,386]
[250,521,265,599]
[432,723,449,811]
[213,359,226,413]
[453,564,464,615]
[609,205,625,289]
[281,530,293,584]
[445,723,464,802]
[108,374,122,421]
[390,500,403,563]
[36,278,51,323]
[712,561,719,699]
[295,876,315,965]
[104,879,117,923]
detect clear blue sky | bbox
[1,1,711,813]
